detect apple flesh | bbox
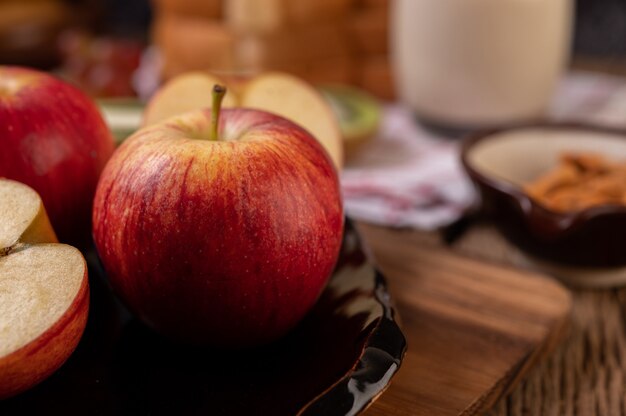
[142,71,239,126]
[0,66,115,247]
[240,72,344,170]
[0,179,89,399]
[142,71,343,170]
[93,101,344,347]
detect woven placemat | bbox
[448,224,626,415]
[489,288,626,416]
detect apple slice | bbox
[142,71,343,170]
[240,72,343,169]
[0,179,89,399]
[143,71,238,126]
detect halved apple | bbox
[239,72,343,169]
[142,71,343,169]
[0,179,89,399]
[143,71,239,127]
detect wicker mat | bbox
[490,288,626,416]
[445,224,626,416]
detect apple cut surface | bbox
[0,179,88,399]
[241,72,344,169]
[143,71,343,169]
[0,178,57,249]
[0,245,87,358]
[143,72,238,126]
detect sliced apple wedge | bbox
[143,71,238,127]
[240,72,343,169]
[0,179,89,399]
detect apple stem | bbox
[210,84,227,141]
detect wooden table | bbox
[356,59,626,415]
[359,222,626,416]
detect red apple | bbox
[0,179,89,399]
[93,86,343,347]
[0,66,115,247]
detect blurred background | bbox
[1,0,624,100]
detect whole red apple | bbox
[93,86,343,347]
[0,66,115,247]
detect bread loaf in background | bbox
[357,55,394,100]
[153,15,237,77]
[347,4,388,55]
[151,0,222,19]
[0,0,69,67]
[237,22,350,69]
[282,56,354,85]
[151,0,394,99]
[225,0,353,33]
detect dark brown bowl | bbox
[461,123,626,267]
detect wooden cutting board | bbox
[357,223,573,416]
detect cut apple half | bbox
[0,178,89,399]
[142,71,343,170]
[143,71,238,127]
[240,72,343,169]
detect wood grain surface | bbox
[451,223,626,416]
[356,223,572,415]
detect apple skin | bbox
[0,66,115,247]
[0,267,89,399]
[93,108,344,347]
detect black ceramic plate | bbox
[0,224,406,415]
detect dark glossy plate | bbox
[0,224,406,415]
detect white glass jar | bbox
[391,0,573,128]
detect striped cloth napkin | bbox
[341,71,626,230]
